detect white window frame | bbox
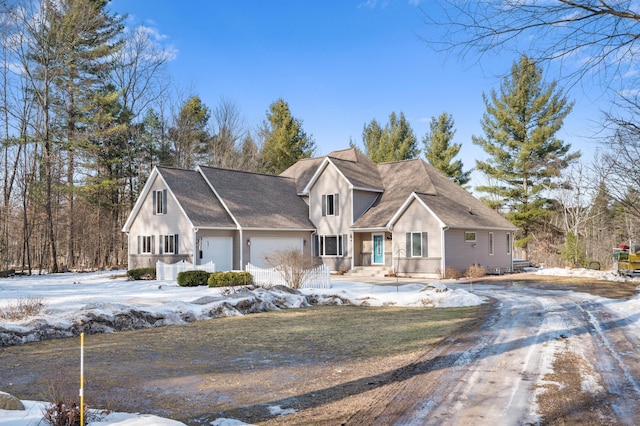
[489,232,494,256]
[506,233,512,255]
[316,234,344,257]
[321,193,339,217]
[141,236,153,254]
[464,231,477,242]
[160,234,178,255]
[154,190,165,215]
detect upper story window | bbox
[153,190,167,215]
[506,233,512,255]
[322,193,339,216]
[464,231,476,242]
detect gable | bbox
[199,166,314,230]
[122,167,236,233]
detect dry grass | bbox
[0,297,46,320]
[0,304,491,424]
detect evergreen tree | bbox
[169,95,210,169]
[473,54,579,258]
[423,112,471,186]
[260,98,315,174]
[362,111,418,163]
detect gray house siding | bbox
[128,175,194,269]
[310,163,353,272]
[391,199,443,277]
[352,189,379,223]
[444,228,512,274]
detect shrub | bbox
[126,268,156,280]
[177,270,211,287]
[264,249,322,289]
[42,373,101,426]
[443,266,463,279]
[465,264,486,280]
[208,271,253,287]
[0,297,46,320]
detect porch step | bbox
[342,266,390,278]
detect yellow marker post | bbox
[80,332,84,426]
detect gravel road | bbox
[339,282,640,425]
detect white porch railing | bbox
[156,260,215,281]
[245,263,331,289]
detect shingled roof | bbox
[157,167,235,229]
[282,148,514,231]
[198,166,315,230]
[353,158,514,230]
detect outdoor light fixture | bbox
[247,239,251,246]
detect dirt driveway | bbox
[1,276,639,425]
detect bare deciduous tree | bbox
[428,1,640,88]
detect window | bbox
[322,193,339,216]
[139,235,154,254]
[161,234,178,255]
[489,232,494,255]
[153,190,167,215]
[315,234,347,257]
[411,232,422,257]
[506,233,511,255]
[464,231,477,242]
[407,232,428,257]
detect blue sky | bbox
[109,0,605,184]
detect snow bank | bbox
[0,271,482,347]
[533,267,640,283]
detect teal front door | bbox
[373,234,384,264]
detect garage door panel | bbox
[201,237,233,271]
[250,237,303,268]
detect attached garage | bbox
[249,237,304,268]
[201,236,233,272]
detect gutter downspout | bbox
[239,228,244,271]
[193,228,199,265]
[441,226,449,276]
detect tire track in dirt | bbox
[341,285,640,425]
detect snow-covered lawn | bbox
[1,267,638,425]
[0,269,482,425]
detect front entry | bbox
[373,234,384,265]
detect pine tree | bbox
[423,112,471,186]
[473,54,579,258]
[260,98,315,174]
[362,111,419,163]
[169,95,210,169]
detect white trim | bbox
[240,227,316,232]
[122,167,195,233]
[196,165,241,230]
[489,231,494,256]
[387,192,446,229]
[448,224,518,231]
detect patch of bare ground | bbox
[477,272,639,299]
[536,342,617,425]
[0,303,493,425]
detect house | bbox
[122,148,517,277]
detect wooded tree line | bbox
[1,0,638,273]
[0,0,317,273]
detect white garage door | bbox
[250,237,303,268]
[201,237,233,271]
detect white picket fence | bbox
[246,263,331,289]
[156,260,215,281]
